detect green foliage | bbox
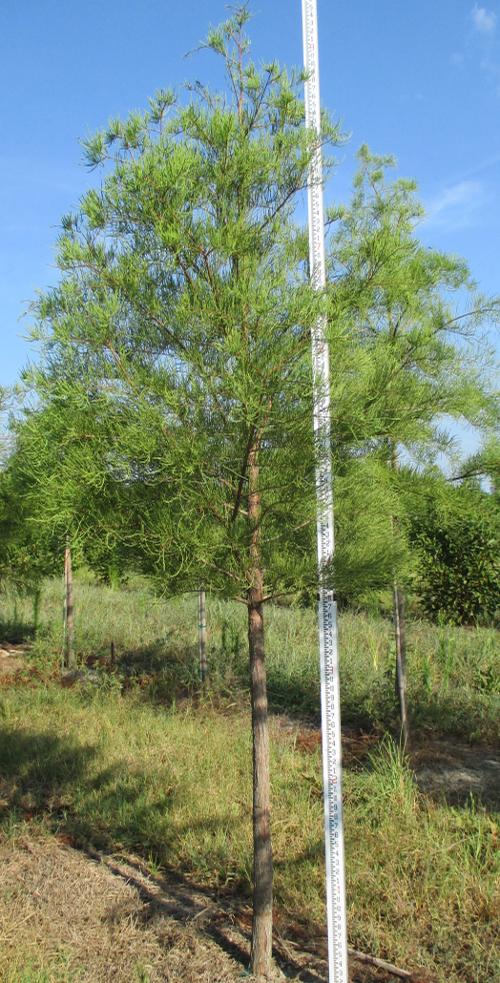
[4,16,499,628]
[451,435,500,494]
[20,137,498,609]
[0,446,60,592]
[329,147,499,458]
[22,12,345,604]
[411,484,500,625]
[324,148,499,629]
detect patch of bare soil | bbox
[0,643,28,678]
[273,717,379,769]
[0,836,419,982]
[411,740,500,809]
[274,716,500,810]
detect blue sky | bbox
[1,0,499,417]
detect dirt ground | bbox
[0,643,29,678]
[411,740,500,808]
[0,836,417,983]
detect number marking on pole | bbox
[301,3,349,981]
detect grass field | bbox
[1,574,498,742]
[0,576,498,982]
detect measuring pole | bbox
[301,3,348,981]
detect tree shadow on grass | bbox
[0,724,428,981]
[0,726,181,856]
[89,848,394,983]
[98,637,499,772]
[0,724,258,892]
[101,638,200,697]
[84,849,330,983]
[88,848,394,983]
[0,725,339,982]
[0,616,37,646]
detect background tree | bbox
[326,146,499,743]
[0,390,145,658]
[408,470,499,626]
[0,431,61,628]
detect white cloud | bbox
[452,9,500,99]
[471,4,497,33]
[423,180,484,229]
[461,151,500,178]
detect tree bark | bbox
[248,446,273,980]
[393,580,409,749]
[389,445,410,750]
[63,544,76,669]
[198,588,207,683]
[32,586,41,637]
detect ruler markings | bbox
[301,3,348,982]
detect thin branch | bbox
[231,426,255,523]
[348,947,413,980]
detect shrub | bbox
[411,489,499,625]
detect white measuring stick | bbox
[301,3,348,982]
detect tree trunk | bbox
[63,545,76,669]
[390,445,410,750]
[198,588,207,683]
[248,446,273,980]
[393,581,409,749]
[32,586,41,637]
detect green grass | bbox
[0,577,499,982]
[1,575,498,741]
[0,685,498,983]
[3,964,77,983]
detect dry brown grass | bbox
[0,835,247,983]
